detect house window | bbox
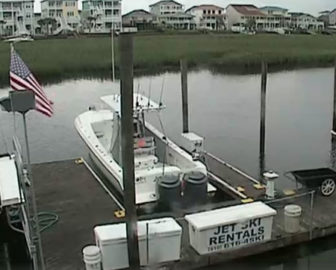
[203,10,206,14]
[67,11,74,17]
[212,10,215,14]
[219,10,222,14]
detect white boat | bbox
[75,94,208,205]
[3,35,34,43]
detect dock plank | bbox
[31,159,336,270]
[204,153,265,200]
[33,160,122,270]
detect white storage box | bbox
[94,217,182,270]
[181,133,204,154]
[185,202,277,255]
[0,155,23,207]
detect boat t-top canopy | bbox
[101,94,165,116]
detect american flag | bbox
[10,47,53,117]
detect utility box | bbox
[94,217,182,270]
[185,202,277,255]
[181,133,204,155]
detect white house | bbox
[122,9,156,30]
[149,0,183,15]
[259,6,291,32]
[226,4,266,32]
[185,4,225,30]
[149,0,194,30]
[81,0,122,33]
[41,0,81,33]
[329,9,336,26]
[0,0,34,36]
[289,12,324,31]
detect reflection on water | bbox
[1,67,336,269]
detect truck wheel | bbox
[321,178,336,196]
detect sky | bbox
[34,0,336,16]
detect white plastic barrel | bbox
[284,205,302,234]
[83,245,102,270]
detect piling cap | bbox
[158,174,180,188]
[263,171,279,180]
[184,171,207,184]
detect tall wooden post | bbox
[259,61,268,178]
[119,34,140,269]
[181,59,189,133]
[332,59,336,133]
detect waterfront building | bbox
[81,0,122,33]
[329,9,336,26]
[185,4,225,31]
[149,0,195,30]
[226,4,323,33]
[289,12,324,31]
[226,4,266,32]
[0,0,34,36]
[40,0,80,33]
[122,9,156,31]
[259,6,290,30]
[318,10,330,27]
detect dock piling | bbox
[259,61,268,178]
[332,59,336,133]
[181,59,189,133]
[119,33,140,269]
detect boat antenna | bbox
[147,77,152,108]
[136,81,140,108]
[159,73,166,107]
[157,112,168,176]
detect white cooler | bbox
[185,202,277,255]
[94,217,182,270]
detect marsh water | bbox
[1,67,336,268]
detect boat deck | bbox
[32,158,336,270]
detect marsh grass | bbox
[1,34,336,86]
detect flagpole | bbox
[111,0,115,82]
[22,112,45,270]
[9,44,17,136]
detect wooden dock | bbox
[29,158,336,270]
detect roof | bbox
[229,4,265,16]
[185,4,224,13]
[289,12,316,19]
[259,6,288,12]
[149,0,182,7]
[122,9,152,18]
